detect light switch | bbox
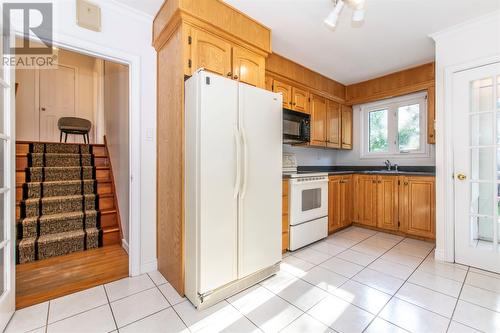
[146,128,154,141]
[76,0,101,32]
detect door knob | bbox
[456,173,467,181]
[41,107,46,111]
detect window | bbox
[361,92,428,158]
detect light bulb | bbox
[324,0,344,29]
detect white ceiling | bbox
[114,0,500,84]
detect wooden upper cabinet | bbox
[310,94,327,146]
[326,100,341,149]
[232,46,265,88]
[273,79,292,109]
[427,86,436,144]
[190,28,232,77]
[291,87,309,114]
[354,175,377,226]
[376,176,399,231]
[400,176,435,239]
[341,105,353,150]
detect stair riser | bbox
[29,154,92,168]
[25,181,95,199]
[28,167,94,182]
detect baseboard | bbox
[121,239,129,254]
[140,259,158,274]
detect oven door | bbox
[289,178,328,225]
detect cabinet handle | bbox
[227,72,233,77]
[233,75,239,80]
[404,182,409,186]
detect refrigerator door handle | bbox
[240,127,248,199]
[233,125,242,198]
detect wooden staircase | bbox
[16,142,122,250]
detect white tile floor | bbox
[6,226,500,333]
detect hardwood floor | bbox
[16,244,128,309]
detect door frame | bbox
[439,54,500,263]
[15,32,142,276]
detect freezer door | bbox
[197,72,239,293]
[238,84,283,278]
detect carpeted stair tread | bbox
[32,143,91,154]
[17,210,98,237]
[24,180,95,198]
[23,194,96,217]
[29,153,92,167]
[28,166,94,182]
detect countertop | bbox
[282,166,435,178]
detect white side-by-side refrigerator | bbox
[184,70,283,309]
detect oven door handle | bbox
[233,125,242,198]
[240,126,248,199]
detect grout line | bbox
[446,266,470,332]
[225,300,264,333]
[103,283,119,331]
[44,301,50,333]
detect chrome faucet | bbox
[384,160,392,171]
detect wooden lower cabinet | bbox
[328,175,353,233]
[376,176,399,231]
[399,176,435,239]
[282,179,289,252]
[351,174,435,239]
[353,175,377,227]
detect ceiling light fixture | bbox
[324,0,365,29]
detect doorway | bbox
[453,61,500,273]
[14,44,132,308]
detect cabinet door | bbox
[376,176,399,231]
[328,176,342,233]
[401,177,435,239]
[341,105,353,150]
[191,28,232,77]
[310,94,327,147]
[292,87,310,114]
[273,79,292,109]
[232,46,265,89]
[265,75,273,92]
[340,175,353,227]
[326,100,341,149]
[354,175,377,226]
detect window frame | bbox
[360,91,430,159]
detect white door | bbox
[454,62,500,272]
[237,84,282,278]
[198,72,239,293]
[0,35,16,329]
[39,65,75,142]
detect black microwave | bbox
[283,108,310,144]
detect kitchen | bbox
[3,1,498,332]
[152,1,499,332]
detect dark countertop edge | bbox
[282,172,435,179]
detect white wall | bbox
[283,145,337,166]
[431,11,500,262]
[16,48,99,143]
[335,105,436,166]
[104,61,129,244]
[8,0,158,274]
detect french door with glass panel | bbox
[453,62,500,272]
